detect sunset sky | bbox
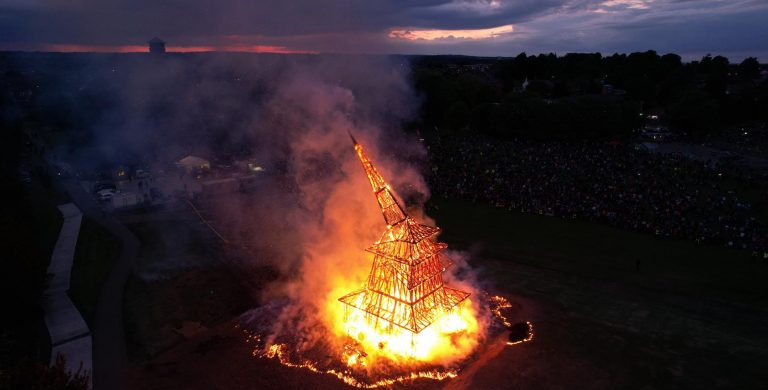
[2,0,767,60]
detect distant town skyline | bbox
[1,0,767,61]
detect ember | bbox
[338,135,478,362]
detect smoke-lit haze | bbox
[2,0,767,60]
[234,57,488,366]
[31,50,488,365]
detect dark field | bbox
[122,210,252,362]
[431,198,768,389]
[125,198,768,389]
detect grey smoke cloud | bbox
[23,49,478,367]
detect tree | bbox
[705,55,730,97]
[0,355,89,390]
[660,53,682,70]
[738,57,760,80]
[668,90,721,138]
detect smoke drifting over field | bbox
[237,55,490,368]
[17,51,489,369]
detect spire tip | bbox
[347,130,358,146]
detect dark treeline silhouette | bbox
[411,51,767,140]
[2,51,765,159]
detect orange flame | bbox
[243,292,533,387]
[335,138,480,364]
[251,339,458,388]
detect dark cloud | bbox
[1,0,562,41]
[396,0,564,29]
[1,0,766,59]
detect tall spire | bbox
[339,136,470,336]
[350,134,407,227]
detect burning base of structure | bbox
[238,136,533,387]
[335,136,477,364]
[239,293,532,387]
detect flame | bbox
[238,136,539,387]
[333,295,480,364]
[242,292,532,387]
[489,295,514,327]
[250,339,458,388]
[505,322,534,346]
[334,138,480,365]
[489,295,534,346]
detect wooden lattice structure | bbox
[339,135,470,334]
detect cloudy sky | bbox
[1,0,767,60]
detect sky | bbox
[1,0,767,60]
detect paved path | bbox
[43,204,92,381]
[60,178,139,390]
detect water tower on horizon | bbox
[148,37,166,54]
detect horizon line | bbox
[0,47,764,63]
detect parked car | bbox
[97,189,116,201]
[93,182,117,194]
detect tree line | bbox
[410,51,767,141]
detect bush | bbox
[0,354,89,390]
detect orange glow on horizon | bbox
[388,24,514,41]
[40,44,149,53]
[36,43,315,54]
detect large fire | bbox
[242,134,534,387]
[335,135,479,365]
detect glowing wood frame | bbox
[339,135,470,334]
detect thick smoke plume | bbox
[25,51,488,368]
[244,56,489,368]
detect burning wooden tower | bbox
[339,135,470,339]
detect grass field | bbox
[428,197,768,389]
[69,218,121,327]
[428,197,768,305]
[123,215,251,361]
[124,196,768,389]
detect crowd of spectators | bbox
[426,135,768,254]
[708,123,768,158]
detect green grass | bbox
[126,220,216,269]
[123,266,250,361]
[122,217,248,361]
[427,197,768,389]
[69,218,121,327]
[428,197,768,305]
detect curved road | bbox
[61,178,139,390]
